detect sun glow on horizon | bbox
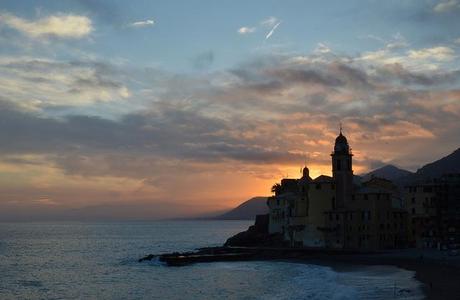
[0,1,459,220]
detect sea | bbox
[0,220,424,300]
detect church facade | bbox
[267,130,408,250]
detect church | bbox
[267,129,408,250]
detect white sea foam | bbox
[147,256,165,267]
[268,263,423,300]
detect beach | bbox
[300,249,460,300]
[145,245,460,299]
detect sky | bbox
[0,0,459,220]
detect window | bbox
[412,208,416,215]
[336,214,339,221]
[364,194,368,200]
[331,197,335,209]
[411,197,415,204]
[316,183,321,190]
[336,159,341,171]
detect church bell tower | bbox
[331,125,353,208]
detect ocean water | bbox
[0,221,423,299]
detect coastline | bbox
[217,215,460,299]
[141,247,460,299]
[288,249,460,300]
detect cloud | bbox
[360,33,409,50]
[0,12,92,39]
[385,33,409,50]
[237,17,281,40]
[314,43,332,54]
[1,38,460,216]
[2,50,458,175]
[265,21,281,40]
[407,46,455,61]
[374,63,460,86]
[261,16,279,27]
[238,27,256,34]
[433,0,460,13]
[129,19,155,28]
[359,45,457,71]
[0,58,130,108]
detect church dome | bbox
[302,166,309,178]
[334,132,350,153]
[335,133,348,144]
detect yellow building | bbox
[268,128,408,250]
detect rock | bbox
[138,254,156,262]
[224,214,286,247]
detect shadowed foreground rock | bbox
[224,214,286,247]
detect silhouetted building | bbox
[405,174,460,249]
[331,129,353,209]
[268,128,408,250]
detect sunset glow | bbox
[0,0,459,220]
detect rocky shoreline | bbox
[138,245,366,266]
[139,220,460,299]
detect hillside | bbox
[362,164,413,182]
[395,148,460,185]
[415,148,460,179]
[215,197,269,220]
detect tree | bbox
[271,183,282,195]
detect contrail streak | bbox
[265,21,281,40]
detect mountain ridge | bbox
[361,164,413,181]
[213,197,269,220]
